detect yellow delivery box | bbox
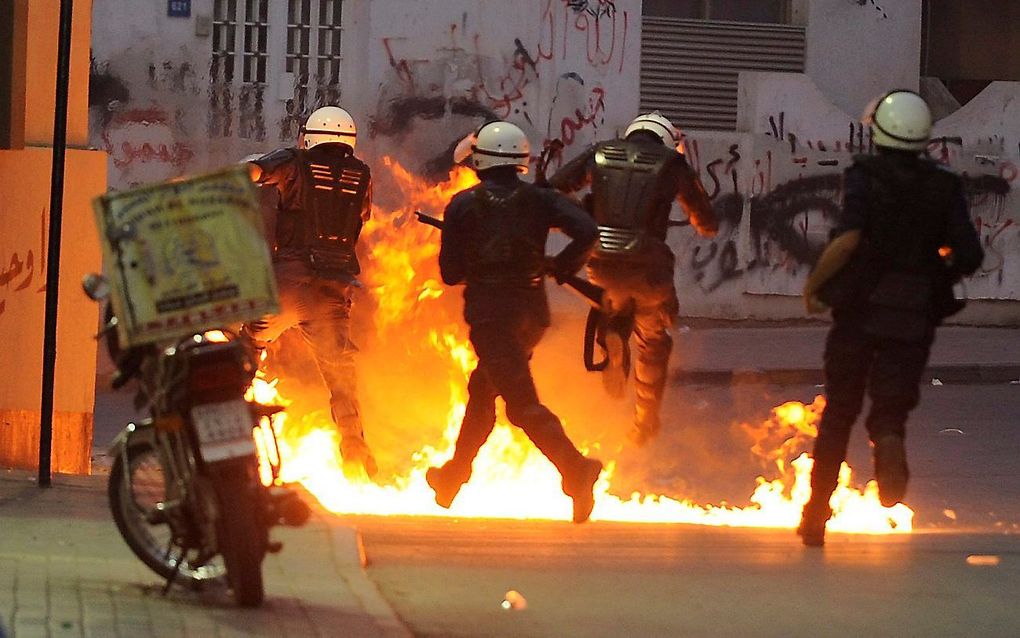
[93,166,278,346]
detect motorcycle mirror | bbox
[82,273,111,301]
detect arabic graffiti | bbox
[0,208,48,318]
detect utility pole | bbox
[39,0,75,487]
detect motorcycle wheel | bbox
[214,463,266,607]
[108,438,227,586]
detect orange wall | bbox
[0,0,106,473]
[18,0,92,147]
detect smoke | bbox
[266,155,818,510]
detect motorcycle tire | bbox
[213,462,267,607]
[108,437,226,587]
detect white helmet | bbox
[624,112,681,150]
[864,90,932,152]
[301,106,357,150]
[471,121,530,173]
[453,132,475,165]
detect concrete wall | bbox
[89,0,641,189]
[804,0,922,118]
[670,71,1020,322]
[1,1,106,473]
[89,0,1020,325]
[659,0,1019,323]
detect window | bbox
[210,0,343,138]
[921,0,1020,106]
[242,0,269,84]
[317,0,343,86]
[284,0,343,114]
[212,0,269,85]
[643,0,791,23]
[212,0,238,82]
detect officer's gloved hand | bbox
[543,256,567,284]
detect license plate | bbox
[191,400,255,461]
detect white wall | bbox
[89,0,1020,323]
[804,0,922,118]
[672,71,1020,322]
[357,0,640,177]
[89,0,641,189]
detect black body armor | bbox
[590,141,676,256]
[853,154,957,272]
[820,153,966,335]
[463,184,547,288]
[259,146,370,276]
[299,148,370,274]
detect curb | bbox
[330,524,413,638]
[673,364,1020,386]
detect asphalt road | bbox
[343,379,1020,637]
[352,515,1020,638]
[92,332,1020,637]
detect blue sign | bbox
[168,0,191,17]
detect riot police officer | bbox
[425,121,604,523]
[245,106,377,480]
[550,112,718,445]
[799,90,984,546]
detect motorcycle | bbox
[84,273,309,607]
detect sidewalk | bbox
[672,324,1020,385]
[0,470,410,638]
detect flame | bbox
[249,157,912,535]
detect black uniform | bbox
[244,143,376,475]
[804,151,983,528]
[429,166,602,519]
[551,137,717,442]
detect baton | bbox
[413,210,603,309]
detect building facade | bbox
[1,0,106,473]
[88,0,1020,323]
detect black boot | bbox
[339,435,378,480]
[562,458,603,524]
[426,462,472,509]
[873,434,909,507]
[797,502,832,547]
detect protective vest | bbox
[854,153,958,274]
[590,140,676,256]
[258,146,369,275]
[463,184,547,288]
[822,153,964,335]
[295,147,370,275]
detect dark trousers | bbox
[446,315,586,483]
[806,321,933,512]
[245,260,363,439]
[588,256,678,430]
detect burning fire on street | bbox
[249,157,913,535]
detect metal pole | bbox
[39,0,75,487]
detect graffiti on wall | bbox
[0,208,48,318]
[676,129,1016,300]
[852,0,889,20]
[371,0,632,179]
[96,107,195,189]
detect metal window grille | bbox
[317,0,343,85]
[640,17,805,130]
[242,0,269,84]
[212,0,238,82]
[287,0,311,77]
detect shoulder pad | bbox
[344,154,371,174]
[254,147,298,171]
